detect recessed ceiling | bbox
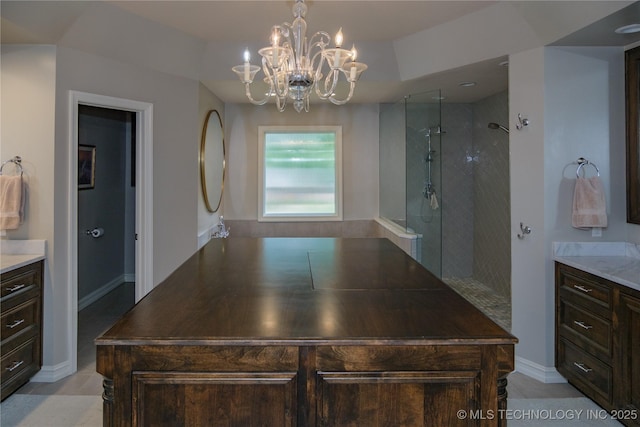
[2,1,638,104]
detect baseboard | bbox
[514,356,567,383]
[31,360,72,383]
[78,274,126,311]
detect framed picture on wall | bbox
[78,145,96,190]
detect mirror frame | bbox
[200,110,225,213]
[627,46,640,224]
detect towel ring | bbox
[576,157,599,178]
[0,156,23,176]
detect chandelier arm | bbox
[308,45,326,72]
[262,57,289,99]
[328,81,356,105]
[275,94,287,112]
[307,31,331,49]
[315,69,340,99]
[243,83,270,105]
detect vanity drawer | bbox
[558,299,611,358]
[1,298,40,343]
[557,338,612,405]
[0,261,43,401]
[0,337,39,400]
[1,263,42,308]
[557,264,611,314]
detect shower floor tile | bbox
[443,276,511,331]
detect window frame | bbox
[258,125,343,222]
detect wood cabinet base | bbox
[98,344,512,427]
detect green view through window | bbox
[258,126,342,221]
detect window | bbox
[258,126,342,221]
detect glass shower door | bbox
[405,90,442,277]
[379,99,406,228]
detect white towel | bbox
[572,176,607,228]
[430,192,439,210]
[0,175,25,230]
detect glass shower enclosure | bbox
[379,90,443,276]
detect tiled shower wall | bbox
[441,91,510,299]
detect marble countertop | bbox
[1,239,46,274]
[553,242,640,292]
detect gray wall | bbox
[510,46,637,377]
[472,92,511,298]
[1,44,202,377]
[439,92,510,300]
[223,103,379,223]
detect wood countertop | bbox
[97,237,516,347]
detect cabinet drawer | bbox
[558,299,611,357]
[1,265,41,308]
[1,337,39,394]
[558,339,612,405]
[1,298,40,343]
[557,264,611,311]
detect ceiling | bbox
[2,1,639,104]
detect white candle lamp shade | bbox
[258,46,290,69]
[341,62,368,82]
[322,48,353,70]
[232,64,261,83]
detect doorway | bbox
[68,91,154,375]
[77,105,135,310]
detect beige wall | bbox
[223,103,380,222]
[1,44,58,372]
[1,45,56,244]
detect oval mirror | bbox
[200,110,225,213]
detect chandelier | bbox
[232,0,367,113]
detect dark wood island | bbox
[96,237,517,426]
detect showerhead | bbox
[418,126,446,138]
[488,122,509,134]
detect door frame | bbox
[68,90,154,373]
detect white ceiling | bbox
[2,1,639,104]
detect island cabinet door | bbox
[314,345,489,427]
[316,370,479,426]
[131,371,298,426]
[98,345,300,427]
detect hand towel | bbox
[0,175,24,230]
[572,176,607,228]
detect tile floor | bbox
[13,282,135,397]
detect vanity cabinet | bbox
[556,262,640,426]
[0,260,43,401]
[617,290,640,421]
